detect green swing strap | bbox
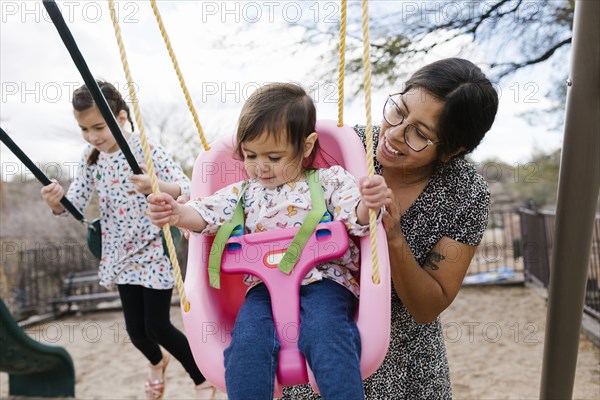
[208,170,327,289]
[208,182,250,288]
[278,170,327,273]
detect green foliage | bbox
[509,149,560,209]
[477,148,561,209]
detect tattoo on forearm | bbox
[425,251,445,270]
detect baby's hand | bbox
[147,193,180,227]
[358,175,390,211]
[128,164,152,195]
[177,195,190,204]
[176,195,191,239]
[40,180,66,213]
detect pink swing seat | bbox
[182,120,391,396]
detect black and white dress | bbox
[282,125,490,399]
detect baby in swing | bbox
[147,82,389,400]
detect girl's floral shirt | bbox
[188,166,380,298]
[64,134,190,289]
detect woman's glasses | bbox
[383,94,440,152]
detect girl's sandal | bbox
[145,353,171,400]
[194,380,217,400]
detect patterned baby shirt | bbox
[188,165,379,297]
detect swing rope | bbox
[359,0,380,285]
[107,0,190,311]
[149,0,210,152]
[337,0,380,284]
[337,0,347,127]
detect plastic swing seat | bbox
[182,120,391,396]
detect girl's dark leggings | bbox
[118,284,205,385]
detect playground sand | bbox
[442,286,599,400]
[2,286,599,400]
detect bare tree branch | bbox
[491,37,572,78]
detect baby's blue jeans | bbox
[224,279,364,400]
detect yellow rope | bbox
[337,0,347,127]
[149,0,210,152]
[107,0,190,311]
[360,0,380,284]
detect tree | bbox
[367,2,570,78]
[304,1,573,81]
[473,149,561,210]
[509,149,560,209]
[142,104,207,174]
[299,1,574,127]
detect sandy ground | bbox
[442,286,599,400]
[1,286,599,399]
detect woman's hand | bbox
[381,190,402,242]
[147,193,181,227]
[40,180,66,214]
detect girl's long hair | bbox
[72,81,134,165]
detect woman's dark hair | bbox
[404,58,499,159]
[72,81,134,165]
[234,82,319,169]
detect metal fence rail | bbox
[465,208,599,319]
[1,241,188,321]
[519,209,600,320]
[1,246,98,320]
[469,209,525,279]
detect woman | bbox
[282,58,499,399]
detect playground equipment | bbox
[0,298,75,398]
[540,1,600,398]
[183,121,390,394]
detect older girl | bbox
[41,81,214,400]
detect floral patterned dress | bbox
[65,134,190,290]
[281,126,490,399]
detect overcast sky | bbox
[1,1,564,182]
